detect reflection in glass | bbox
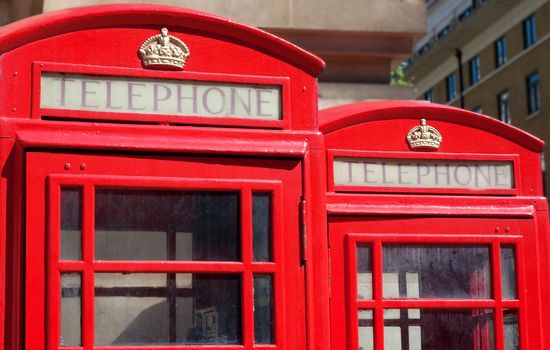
[504,309,519,350]
[358,310,373,350]
[383,245,491,299]
[254,275,273,344]
[94,190,240,261]
[501,246,517,299]
[253,194,272,262]
[384,309,494,350]
[61,188,82,260]
[94,273,241,345]
[357,245,372,300]
[61,273,81,346]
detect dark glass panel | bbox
[61,188,82,260]
[60,273,81,346]
[357,245,372,300]
[254,275,273,344]
[94,273,241,345]
[95,190,240,261]
[382,245,491,299]
[383,309,494,350]
[252,194,272,262]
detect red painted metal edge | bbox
[0,4,325,77]
[5,119,322,157]
[326,193,537,217]
[319,101,544,152]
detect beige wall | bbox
[42,0,426,33]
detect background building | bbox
[405,0,549,199]
[0,0,427,108]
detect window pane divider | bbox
[250,263,276,273]
[492,242,504,350]
[241,188,254,349]
[90,346,246,350]
[91,261,246,272]
[374,299,497,308]
[82,183,95,350]
[372,239,384,350]
[48,183,61,350]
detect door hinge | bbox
[300,197,307,265]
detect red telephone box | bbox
[0,4,328,350]
[320,101,550,350]
[0,4,549,350]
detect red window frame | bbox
[26,152,305,350]
[329,217,537,350]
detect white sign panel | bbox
[40,72,282,120]
[334,157,514,190]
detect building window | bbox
[523,15,537,48]
[473,106,483,114]
[424,89,434,102]
[446,73,456,101]
[469,56,481,85]
[526,72,540,115]
[498,90,511,124]
[458,6,474,22]
[438,25,451,40]
[495,36,507,67]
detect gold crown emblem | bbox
[139,28,190,70]
[406,118,442,150]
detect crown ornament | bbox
[406,118,442,151]
[139,28,190,70]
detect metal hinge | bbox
[300,197,307,265]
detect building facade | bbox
[0,0,427,108]
[405,0,550,199]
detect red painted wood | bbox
[329,217,546,350]
[27,152,304,350]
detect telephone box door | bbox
[26,152,306,350]
[329,215,542,350]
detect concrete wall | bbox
[42,0,426,34]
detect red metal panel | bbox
[319,101,543,153]
[0,5,324,130]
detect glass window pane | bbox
[95,273,241,345]
[61,188,82,260]
[95,190,240,261]
[504,309,519,350]
[357,245,372,300]
[384,309,494,350]
[254,275,273,344]
[61,273,81,346]
[358,310,373,350]
[501,246,517,299]
[253,194,272,262]
[383,245,491,299]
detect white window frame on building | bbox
[469,56,481,86]
[498,90,511,124]
[526,72,541,115]
[523,14,537,48]
[424,89,434,103]
[446,73,456,102]
[495,36,507,68]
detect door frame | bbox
[26,151,305,350]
